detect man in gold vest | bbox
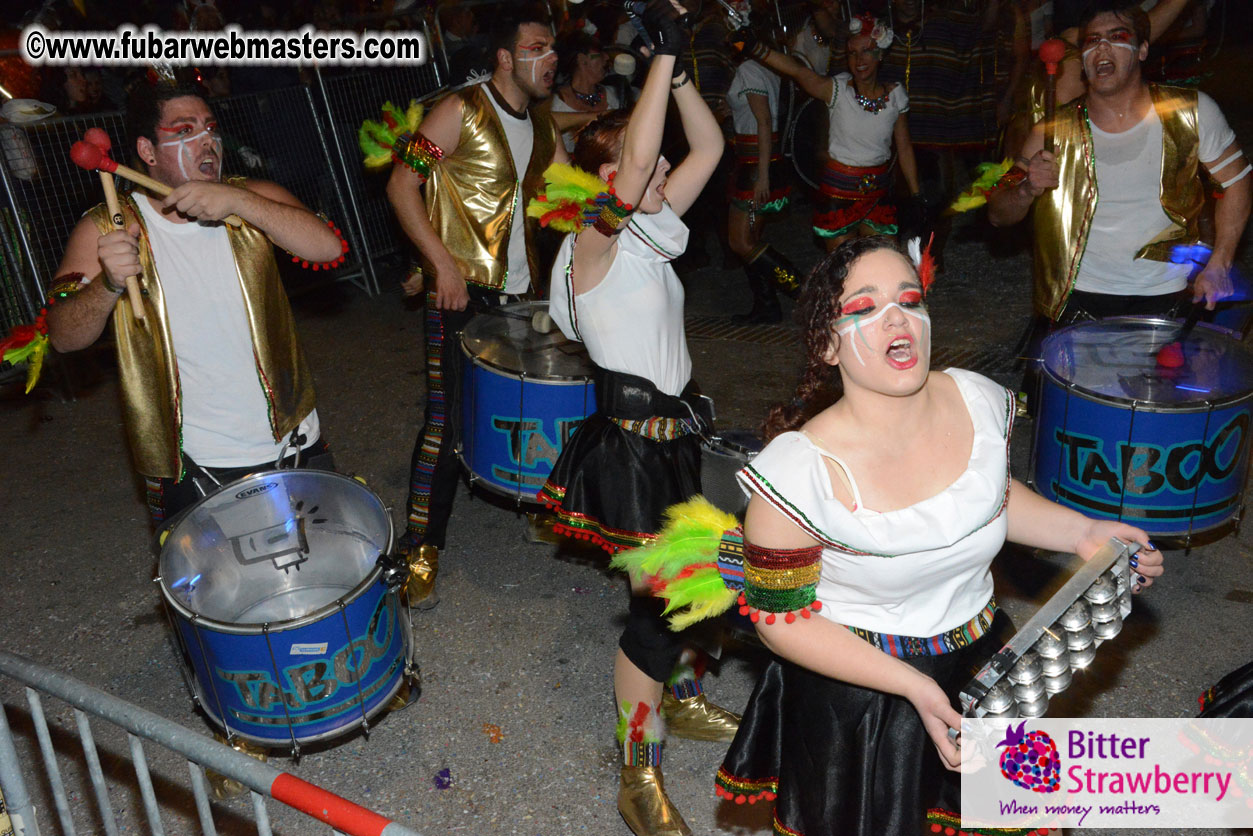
[48,81,344,525]
[386,10,565,608]
[989,0,1249,325]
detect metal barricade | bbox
[209,85,371,294]
[0,112,128,334]
[313,61,443,296]
[0,650,422,836]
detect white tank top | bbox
[134,196,319,467]
[548,204,692,397]
[485,90,534,295]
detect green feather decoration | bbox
[660,569,739,631]
[948,158,1014,214]
[610,497,737,582]
[358,99,424,170]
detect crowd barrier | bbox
[0,650,422,836]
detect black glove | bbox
[638,0,690,60]
[726,27,768,61]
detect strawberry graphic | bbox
[997,721,1061,793]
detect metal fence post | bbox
[0,703,41,836]
[312,66,381,296]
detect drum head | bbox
[1041,317,1253,407]
[158,470,392,628]
[461,300,596,380]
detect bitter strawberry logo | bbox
[997,721,1061,793]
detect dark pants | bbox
[145,438,334,527]
[402,287,521,549]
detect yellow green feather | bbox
[948,158,1014,214]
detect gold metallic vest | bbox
[88,185,316,479]
[424,83,558,292]
[1032,84,1204,320]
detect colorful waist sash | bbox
[818,158,891,198]
[732,132,783,163]
[845,598,998,658]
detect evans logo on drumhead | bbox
[236,482,279,499]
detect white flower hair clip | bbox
[849,14,893,50]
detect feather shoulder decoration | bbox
[610,497,742,632]
[948,158,1015,214]
[358,100,424,170]
[525,163,617,233]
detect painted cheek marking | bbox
[518,48,555,83]
[1082,39,1137,59]
[158,127,222,181]
[835,303,931,366]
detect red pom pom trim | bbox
[735,591,822,625]
[291,219,349,270]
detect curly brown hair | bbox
[762,235,906,441]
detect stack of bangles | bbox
[593,192,634,236]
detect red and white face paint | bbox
[833,289,930,368]
[156,121,222,183]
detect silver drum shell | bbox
[979,680,1016,714]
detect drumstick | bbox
[79,129,145,319]
[70,141,244,228]
[1039,39,1067,155]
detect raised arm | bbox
[658,66,725,216]
[742,494,965,771]
[386,93,467,309]
[754,43,834,104]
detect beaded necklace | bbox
[852,82,890,114]
[571,84,605,108]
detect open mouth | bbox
[1093,58,1115,77]
[886,336,917,369]
[198,154,218,176]
[543,70,555,87]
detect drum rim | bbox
[1040,316,1253,411]
[459,300,596,382]
[156,469,394,634]
[460,335,596,383]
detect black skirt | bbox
[538,412,701,554]
[717,610,1024,836]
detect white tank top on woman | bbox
[133,195,319,467]
[548,203,692,397]
[826,72,908,167]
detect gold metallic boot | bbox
[205,734,268,800]
[661,689,741,743]
[618,763,692,836]
[403,544,439,610]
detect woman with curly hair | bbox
[709,236,1163,834]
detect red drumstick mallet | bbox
[71,131,145,320]
[1039,38,1067,155]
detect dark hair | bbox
[124,80,207,171]
[559,32,602,79]
[1076,0,1150,45]
[488,6,552,69]
[762,235,904,441]
[570,108,632,175]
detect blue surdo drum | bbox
[1032,318,1253,541]
[157,470,408,749]
[460,301,596,501]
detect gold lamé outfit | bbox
[1031,84,1206,321]
[87,181,316,479]
[423,84,558,292]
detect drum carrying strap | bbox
[593,367,715,436]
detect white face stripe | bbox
[517,48,555,84]
[834,302,931,366]
[158,127,221,181]
[1081,39,1138,60]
